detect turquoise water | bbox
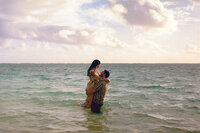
[0,64,200,133]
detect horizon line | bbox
[0,62,200,64]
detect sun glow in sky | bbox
[0,0,200,63]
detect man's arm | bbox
[100,77,110,84]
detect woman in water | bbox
[81,59,101,107]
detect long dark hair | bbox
[87,59,101,76]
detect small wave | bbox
[161,125,200,132]
[107,101,123,109]
[147,114,177,121]
[64,99,79,106]
[187,98,200,103]
[20,87,33,90]
[136,85,164,89]
[32,74,51,80]
[25,111,49,117]
[133,113,177,121]
[184,105,199,110]
[40,91,83,97]
[28,96,80,107]
[29,97,46,106]
[109,89,121,94]
[32,74,44,77]
[136,85,181,91]
[40,76,51,81]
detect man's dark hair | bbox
[104,70,110,78]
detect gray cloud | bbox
[108,0,175,28]
[35,25,94,45]
[0,0,21,15]
[0,18,27,40]
[0,18,94,45]
[0,0,38,17]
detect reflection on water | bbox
[81,107,110,132]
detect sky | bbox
[0,0,200,63]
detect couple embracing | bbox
[81,59,110,113]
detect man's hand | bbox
[86,89,96,95]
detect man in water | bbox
[86,70,110,113]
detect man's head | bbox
[100,70,110,78]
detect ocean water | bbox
[0,64,200,133]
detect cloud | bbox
[87,0,176,30]
[0,0,90,16]
[185,44,200,54]
[162,1,177,6]
[0,0,127,49]
[112,0,174,28]
[172,3,200,23]
[0,39,11,48]
[0,20,89,45]
[132,33,168,55]
[34,25,93,45]
[0,0,61,19]
[189,0,200,6]
[0,0,92,25]
[0,17,127,48]
[92,27,127,48]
